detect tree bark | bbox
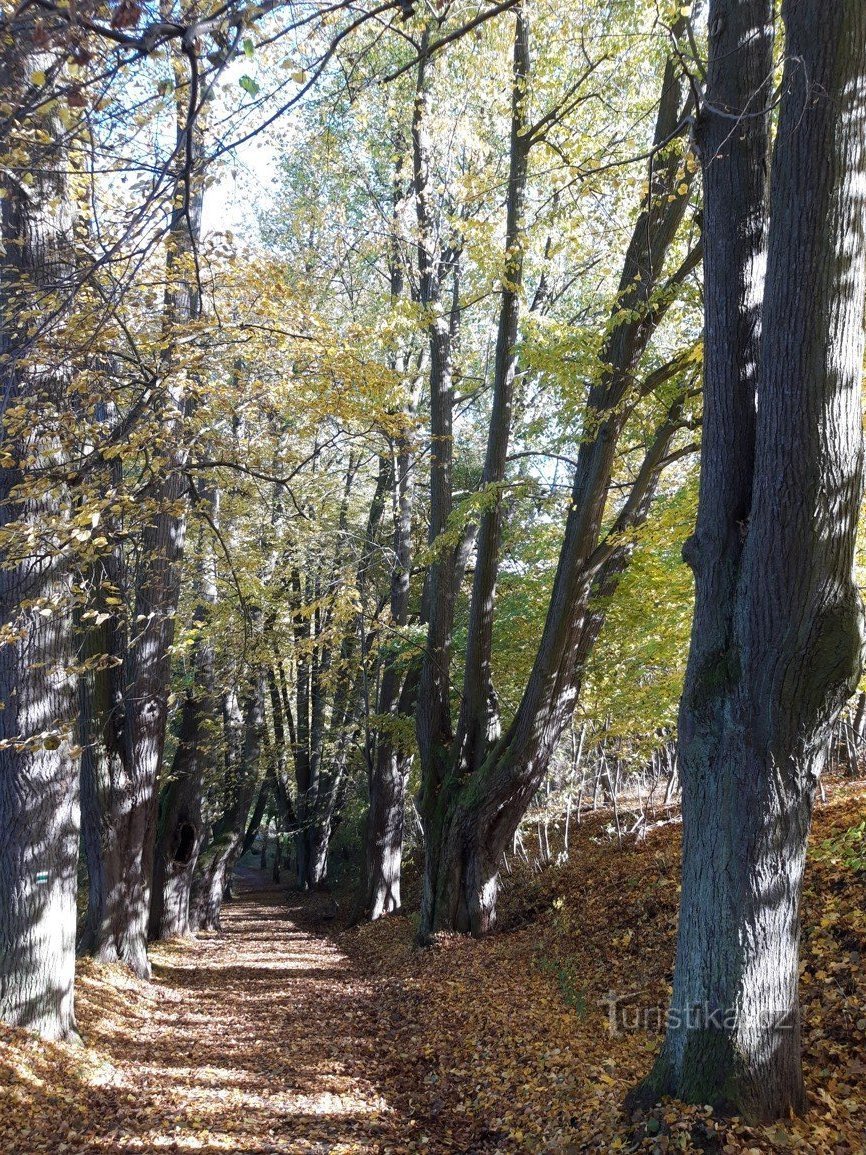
[635,0,866,1121]
[0,29,80,1040]
[149,493,219,941]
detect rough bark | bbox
[357,406,418,913]
[635,0,866,1121]
[362,444,416,919]
[148,697,207,941]
[0,28,80,1040]
[77,532,129,959]
[149,495,219,941]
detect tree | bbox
[149,485,219,941]
[415,10,701,938]
[0,19,81,1041]
[633,0,866,1121]
[359,135,422,922]
[79,43,203,977]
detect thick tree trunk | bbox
[0,32,80,1040]
[635,0,866,1121]
[362,420,417,918]
[84,443,188,973]
[77,515,129,960]
[364,743,412,919]
[0,574,79,1039]
[148,692,208,940]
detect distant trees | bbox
[634,0,866,1122]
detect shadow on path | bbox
[2,875,416,1154]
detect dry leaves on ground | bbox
[1,782,864,1154]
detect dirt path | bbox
[66,878,412,1154]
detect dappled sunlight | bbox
[1,789,865,1152]
[1,877,404,1153]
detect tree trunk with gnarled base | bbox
[631,0,866,1122]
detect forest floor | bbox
[1,782,865,1155]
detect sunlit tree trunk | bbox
[363,440,416,920]
[635,0,866,1121]
[0,29,80,1039]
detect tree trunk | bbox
[149,492,219,941]
[272,830,283,883]
[362,415,418,918]
[0,30,80,1040]
[455,7,530,773]
[148,691,208,940]
[413,26,462,805]
[190,674,265,931]
[81,71,203,974]
[78,530,129,961]
[635,0,866,1121]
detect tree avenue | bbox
[0,0,865,1145]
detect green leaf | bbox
[239,74,260,98]
[243,37,255,58]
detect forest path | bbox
[73,876,409,1154]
